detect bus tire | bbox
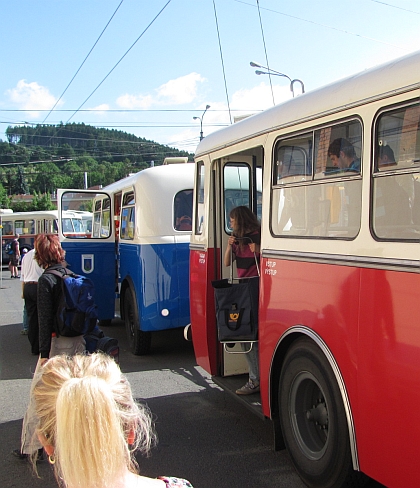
[279,338,364,488]
[124,288,151,356]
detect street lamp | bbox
[250,61,305,97]
[193,104,210,141]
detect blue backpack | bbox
[44,268,98,337]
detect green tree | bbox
[32,162,66,194]
[0,182,10,208]
[13,166,29,195]
[32,192,56,211]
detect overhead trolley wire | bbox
[212,0,233,124]
[234,0,405,50]
[66,0,173,124]
[41,0,125,125]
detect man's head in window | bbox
[328,138,360,172]
[377,145,397,169]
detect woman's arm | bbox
[224,236,236,267]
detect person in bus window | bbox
[31,353,194,488]
[327,138,360,173]
[224,206,261,395]
[375,145,412,233]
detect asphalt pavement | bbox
[0,266,384,488]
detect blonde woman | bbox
[33,354,193,488]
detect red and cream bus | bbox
[188,50,420,488]
[1,210,92,263]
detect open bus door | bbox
[189,153,263,382]
[216,158,262,379]
[57,189,116,325]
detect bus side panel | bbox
[62,241,116,321]
[357,268,420,487]
[190,248,218,375]
[119,242,190,332]
[260,258,360,419]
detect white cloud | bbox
[116,93,153,109]
[157,72,205,104]
[6,80,61,117]
[116,72,205,109]
[231,82,292,112]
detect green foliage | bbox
[13,166,29,195]
[1,123,194,198]
[0,182,10,208]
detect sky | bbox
[1,0,420,157]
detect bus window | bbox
[272,119,362,238]
[101,198,111,238]
[14,219,35,235]
[223,164,251,233]
[174,189,193,231]
[120,191,135,240]
[274,134,312,183]
[373,102,420,240]
[195,162,205,235]
[314,120,362,178]
[62,218,73,234]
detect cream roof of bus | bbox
[102,162,195,194]
[195,49,420,158]
[103,163,195,238]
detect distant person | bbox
[224,206,261,395]
[377,144,397,169]
[328,138,360,173]
[20,247,43,352]
[13,234,86,461]
[9,234,20,278]
[20,249,29,335]
[32,353,194,488]
[375,144,412,232]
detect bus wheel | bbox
[279,338,362,488]
[124,288,151,355]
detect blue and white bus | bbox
[57,159,194,355]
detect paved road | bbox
[0,268,384,488]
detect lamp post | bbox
[250,61,305,97]
[193,104,210,141]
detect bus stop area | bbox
[0,269,385,488]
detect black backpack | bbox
[44,268,98,337]
[84,325,119,363]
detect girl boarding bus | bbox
[1,210,90,263]
[189,50,420,488]
[57,159,194,355]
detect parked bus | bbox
[188,50,420,488]
[1,210,91,263]
[57,159,194,355]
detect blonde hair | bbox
[33,354,156,488]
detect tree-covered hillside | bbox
[0,123,193,210]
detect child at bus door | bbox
[224,206,261,395]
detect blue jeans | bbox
[241,341,259,383]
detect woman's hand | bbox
[227,236,236,246]
[249,242,260,254]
